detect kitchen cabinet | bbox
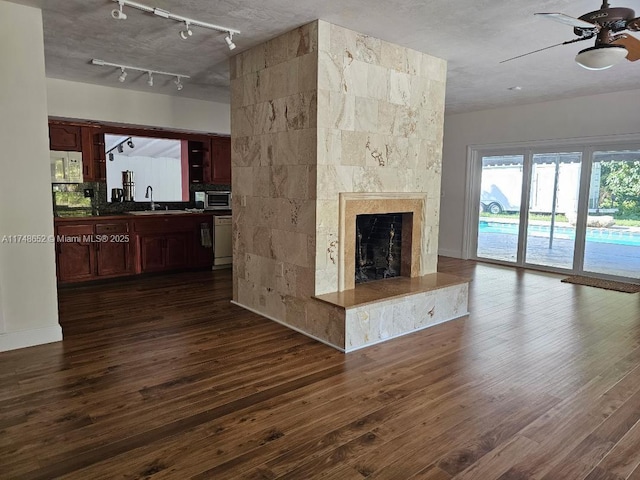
[55,214,213,283]
[132,215,213,274]
[95,222,131,276]
[184,139,211,185]
[55,224,95,283]
[49,124,82,151]
[183,136,230,185]
[48,122,104,182]
[55,220,133,283]
[139,233,188,272]
[211,136,231,185]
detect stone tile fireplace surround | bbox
[230,20,469,352]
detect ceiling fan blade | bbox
[500,35,593,64]
[627,17,640,31]
[612,34,640,61]
[535,12,597,29]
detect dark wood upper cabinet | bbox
[92,131,106,182]
[211,136,231,185]
[185,139,211,185]
[49,124,82,151]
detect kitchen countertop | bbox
[54,210,232,222]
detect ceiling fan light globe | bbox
[575,45,628,70]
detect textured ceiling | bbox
[10,0,640,113]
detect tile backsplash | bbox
[52,182,231,217]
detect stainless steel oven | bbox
[204,191,231,210]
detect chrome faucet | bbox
[145,185,156,210]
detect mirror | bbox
[105,135,188,202]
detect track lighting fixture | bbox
[180,21,193,40]
[91,59,190,89]
[109,0,240,50]
[107,137,135,159]
[225,32,236,50]
[111,0,127,20]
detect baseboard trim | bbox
[438,248,462,259]
[0,324,63,352]
[230,300,345,353]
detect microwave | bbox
[204,191,232,210]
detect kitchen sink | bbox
[126,210,192,215]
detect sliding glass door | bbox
[583,149,640,278]
[471,144,639,282]
[476,155,524,263]
[524,152,582,270]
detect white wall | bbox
[0,1,61,351]
[47,77,231,134]
[440,88,640,258]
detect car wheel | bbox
[488,202,503,214]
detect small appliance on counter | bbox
[50,151,83,183]
[111,188,124,202]
[122,170,135,202]
[205,191,231,210]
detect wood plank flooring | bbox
[1,258,639,479]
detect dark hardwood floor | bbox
[1,259,640,479]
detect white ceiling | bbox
[10,0,640,114]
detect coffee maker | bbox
[122,170,135,202]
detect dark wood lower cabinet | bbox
[56,224,95,283]
[56,221,132,283]
[55,214,214,283]
[139,233,188,273]
[95,223,131,277]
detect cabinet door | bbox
[165,234,189,269]
[211,136,231,185]
[49,124,82,151]
[56,224,95,282]
[92,132,106,182]
[140,236,166,272]
[80,127,97,181]
[95,222,131,277]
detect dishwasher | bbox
[213,215,233,268]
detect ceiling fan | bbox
[503,1,640,70]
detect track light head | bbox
[147,72,154,87]
[127,138,135,148]
[109,152,114,161]
[225,32,236,50]
[118,68,127,82]
[111,1,127,20]
[180,22,193,40]
[117,144,124,153]
[174,76,184,91]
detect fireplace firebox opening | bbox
[355,212,413,285]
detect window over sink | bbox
[105,135,188,203]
